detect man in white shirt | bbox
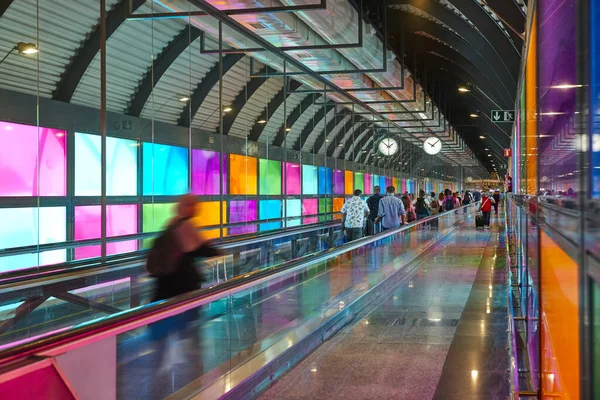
[341,189,370,241]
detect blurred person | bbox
[402,195,417,223]
[419,189,431,208]
[473,189,481,202]
[478,192,495,229]
[454,192,463,207]
[493,190,501,215]
[341,189,370,241]
[429,192,440,215]
[376,186,407,230]
[147,194,222,373]
[438,192,446,213]
[366,186,383,235]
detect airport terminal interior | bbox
[0,0,597,399]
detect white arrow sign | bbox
[491,110,515,123]
[493,111,501,121]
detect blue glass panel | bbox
[318,167,332,194]
[259,200,282,220]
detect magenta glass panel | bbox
[302,199,318,215]
[192,149,227,195]
[229,200,258,235]
[333,169,345,194]
[284,162,301,195]
[0,121,66,196]
[385,176,393,188]
[364,174,372,194]
[74,205,138,259]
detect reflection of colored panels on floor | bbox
[540,231,579,399]
[328,259,354,298]
[299,262,330,317]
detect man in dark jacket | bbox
[366,186,383,234]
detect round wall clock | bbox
[423,137,442,155]
[378,137,399,156]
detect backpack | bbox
[444,198,455,211]
[146,223,182,277]
[463,193,472,205]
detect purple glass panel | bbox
[333,169,345,194]
[192,149,227,195]
[284,162,301,195]
[229,200,257,235]
[0,121,66,196]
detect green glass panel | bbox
[259,159,282,195]
[354,172,364,193]
[142,203,176,248]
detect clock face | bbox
[423,137,442,155]
[378,137,399,156]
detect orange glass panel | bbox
[229,154,257,195]
[344,171,353,195]
[525,15,538,195]
[333,197,345,212]
[192,201,227,239]
[540,231,580,399]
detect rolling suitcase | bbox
[475,213,485,228]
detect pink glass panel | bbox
[364,174,372,194]
[302,199,318,216]
[284,162,301,195]
[0,121,66,196]
[74,205,138,259]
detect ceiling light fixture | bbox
[550,84,583,89]
[179,96,190,102]
[479,135,486,139]
[223,107,233,113]
[285,128,291,132]
[470,112,480,118]
[458,86,471,93]
[0,42,39,66]
[257,119,267,124]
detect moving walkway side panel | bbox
[0,206,476,400]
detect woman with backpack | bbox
[401,195,417,223]
[415,192,431,223]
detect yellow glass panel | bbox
[229,154,258,195]
[192,201,227,239]
[525,14,537,195]
[344,171,353,195]
[393,177,398,190]
[540,231,580,399]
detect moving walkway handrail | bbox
[0,218,340,285]
[0,204,474,367]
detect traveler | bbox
[438,192,445,213]
[429,192,440,215]
[150,194,221,303]
[443,190,459,211]
[341,189,370,241]
[463,190,473,205]
[366,186,383,235]
[473,190,481,202]
[415,192,431,220]
[479,192,495,229]
[375,186,407,230]
[402,195,416,223]
[148,194,221,372]
[492,190,501,215]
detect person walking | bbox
[492,190,501,215]
[415,191,431,221]
[479,192,495,229]
[375,186,407,230]
[402,195,416,223]
[366,186,383,235]
[442,189,459,211]
[341,189,370,241]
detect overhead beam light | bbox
[179,96,190,102]
[470,112,480,118]
[458,86,471,93]
[223,107,233,113]
[285,128,291,132]
[257,119,267,124]
[15,42,39,55]
[479,135,486,139]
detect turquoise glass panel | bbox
[75,133,138,196]
[259,199,282,231]
[142,143,188,195]
[285,199,302,227]
[259,159,282,195]
[302,165,318,195]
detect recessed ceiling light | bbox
[285,128,291,132]
[179,96,190,102]
[479,135,485,139]
[223,107,233,113]
[470,113,479,118]
[257,119,267,124]
[458,86,471,93]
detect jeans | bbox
[483,211,491,226]
[493,203,499,214]
[345,227,363,241]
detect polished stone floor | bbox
[261,214,509,400]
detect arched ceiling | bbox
[0,0,524,177]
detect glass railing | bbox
[0,205,477,399]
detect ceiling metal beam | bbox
[300,108,350,153]
[53,0,146,102]
[248,80,302,142]
[177,53,244,127]
[293,103,338,151]
[272,95,321,147]
[127,25,202,117]
[0,0,16,18]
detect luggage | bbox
[475,214,485,228]
[366,219,377,235]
